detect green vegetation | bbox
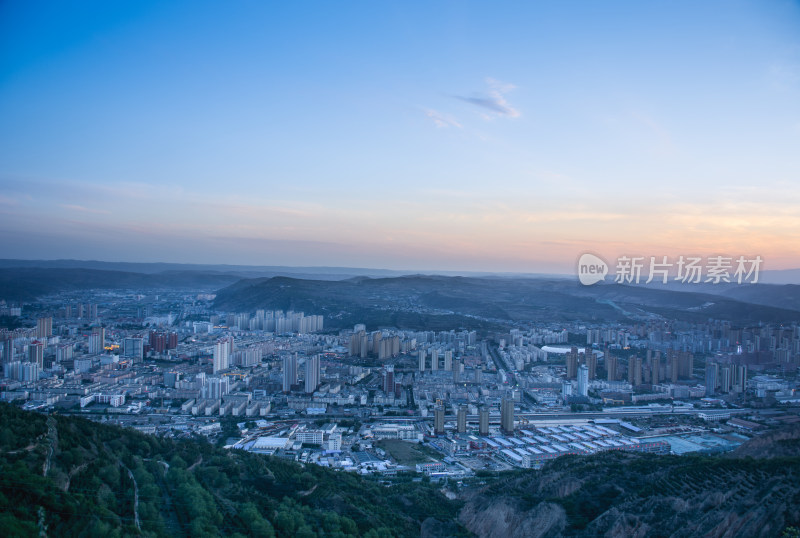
[3,401,800,537]
[373,440,440,466]
[463,450,800,536]
[0,403,463,537]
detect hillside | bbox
[729,424,800,460]
[1,404,799,537]
[214,275,800,328]
[0,268,242,301]
[0,403,462,537]
[459,450,800,537]
[0,259,410,280]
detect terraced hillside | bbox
[459,451,800,537]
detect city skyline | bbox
[1,1,799,273]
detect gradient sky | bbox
[1,1,799,273]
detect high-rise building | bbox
[453,358,462,383]
[566,347,578,379]
[577,364,589,397]
[348,331,359,356]
[305,354,320,393]
[720,366,731,393]
[381,364,394,395]
[457,405,467,433]
[584,348,596,379]
[444,350,452,371]
[150,331,167,353]
[56,343,73,362]
[28,341,44,368]
[36,317,52,338]
[434,406,445,435]
[734,364,747,393]
[88,333,101,355]
[627,356,642,387]
[6,361,39,381]
[501,397,515,434]
[203,376,230,399]
[2,334,14,364]
[378,335,391,360]
[372,331,382,356]
[124,337,144,361]
[606,355,618,381]
[89,327,106,354]
[213,338,231,374]
[418,349,426,372]
[649,352,660,386]
[562,380,573,403]
[283,354,297,392]
[479,407,490,436]
[679,351,694,379]
[430,349,439,371]
[705,362,719,396]
[670,350,679,383]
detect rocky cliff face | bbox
[458,450,800,537]
[729,424,800,459]
[458,496,566,538]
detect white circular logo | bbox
[577,253,608,285]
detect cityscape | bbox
[2,0,800,536]
[3,277,799,475]
[2,267,800,535]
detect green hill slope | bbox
[3,403,800,537]
[0,404,462,537]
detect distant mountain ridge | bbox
[3,258,797,282]
[0,258,571,280]
[2,260,800,328]
[214,274,800,328]
[0,267,241,301]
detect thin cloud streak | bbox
[60,204,111,215]
[424,109,462,128]
[456,78,520,118]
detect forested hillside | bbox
[0,404,463,537]
[2,403,800,537]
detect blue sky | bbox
[1,1,799,272]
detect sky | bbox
[1,0,799,274]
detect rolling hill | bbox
[0,268,242,301]
[214,275,800,328]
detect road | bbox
[120,462,141,532]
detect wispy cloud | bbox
[424,109,462,128]
[456,78,520,118]
[60,204,111,215]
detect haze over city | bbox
[1,1,799,272]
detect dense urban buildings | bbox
[0,280,798,481]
